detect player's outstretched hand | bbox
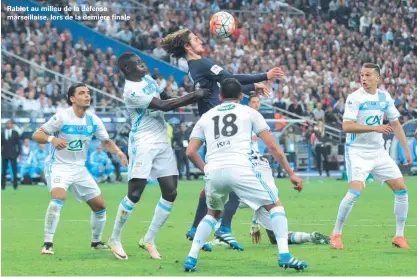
[267,67,285,80]
[254,82,270,97]
[116,151,129,166]
[374,124,392,134]
[289,174,303,192]
[195,88,211,99]
[52,137,68,150]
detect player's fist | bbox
[195,88,211,99]
[289,174,303,192]
[116,151,129,166]
[254,82,271,97]
[52,137,68,150]
[267,67,285,80]
[374,124,392,134]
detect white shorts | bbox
[205,166,278,211]
[44,164,100,202]
[128,142,178,180]
[345,146,403,184]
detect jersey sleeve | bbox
[343,94,359,121]
[251,109,270,135]
[124,90,154,110]
[198,59,267,85]
[190,119,206,142]
[41,112,63,134]
[94,117,110,141]
[385,93,400,121]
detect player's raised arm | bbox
[32,113,68,150]
[148,88,211,112]
[186,120,206,173]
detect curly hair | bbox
[161,28,191,58]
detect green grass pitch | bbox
[1,177,416,276]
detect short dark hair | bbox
[161,29,192,58]
[249,95,260,102]
[220,78,242,99]
[117,52,136,75]
[362,63,380,76]
[67,83,87,106]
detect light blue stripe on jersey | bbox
[61,124,97,136]
[345,145,352,183]
[131,109,144,133]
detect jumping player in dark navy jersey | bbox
[161,28,284,251]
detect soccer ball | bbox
[209,11,236,39]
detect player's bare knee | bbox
[348,181,364,192]
[387,177,407,191]
[51,188,66,201]
[162,189,177,202]
[208,209,222,220]
[128,178,147,203]
[91,201,106,212]
[263,201,283,211]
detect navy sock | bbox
[192,190,208,228]
[220,192,239,229]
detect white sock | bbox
[143,197,173,243]
[289,232,312,243]
[332,189,361,234]
[394,190,408,237]
[269,206,289,255]
[44,199,64,243]
[188,215,217,259]
[91,209,107,243]
[110,196,137,241]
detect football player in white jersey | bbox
[108,52,210,260]
[245,96,330,246]
[32,83,128,255]
[183,78,307,272]
[330,63,411,249]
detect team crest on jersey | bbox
[210,65,223,75]
[380,102,387,108]
[87,126,93,133]
[217,103,236,111]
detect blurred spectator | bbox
[288,97,304,118]
[173,122,191,180]
[17,138,34,183]
[1,120,21,190]
[30,144,47,184]
[88,144,115,182]
[310,121,330,177]
[283,126,297,170]
[312,102,325,121]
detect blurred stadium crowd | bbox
[2,0,417,123]
[2,0,417,185]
